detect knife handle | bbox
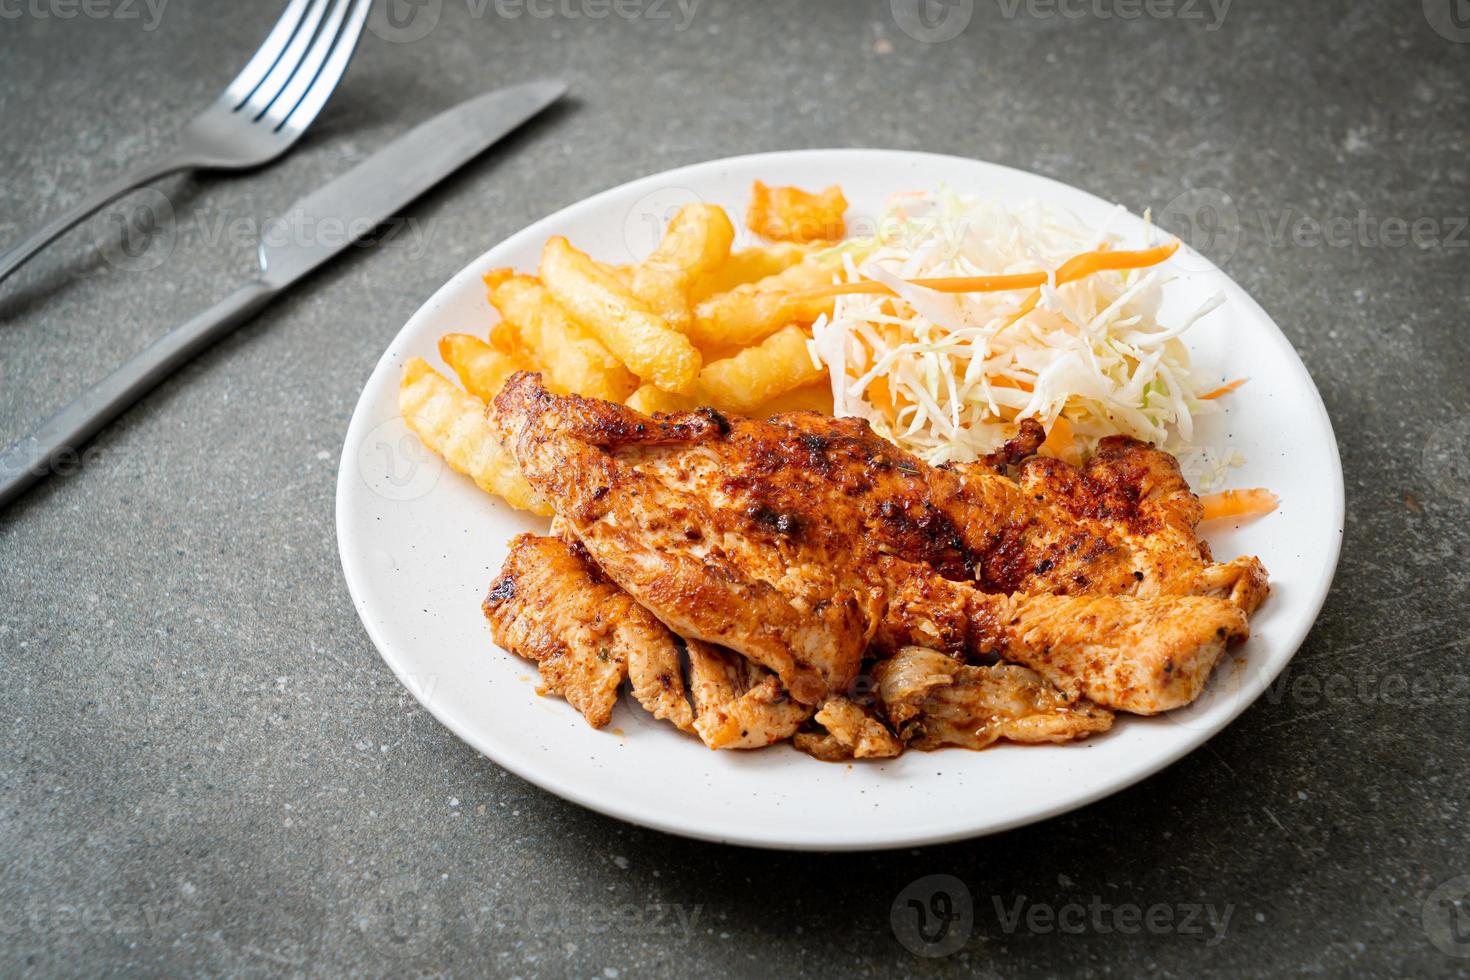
[0,279,275,510]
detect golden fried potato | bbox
[687,258,837,348]
[750,383,833,417]
[689,243,816,304]
[746,181,847,243]
[630,204,736,330]
[539,236,701,395]
[481,269,520,350]
[482,267,517,294]
[488,274,638,402]
[626,383,698,416]
[697,325,824,415]
[438,333,529,402]
[398,357,549,515]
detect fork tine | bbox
[259,0,353,131]
[223,0,315,108]
[277,0,371,136]
[240,0,331,118]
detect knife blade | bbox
[261,78,566,286]
[0,79,567,509]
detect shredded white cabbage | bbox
[808,188,1227,468]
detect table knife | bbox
[0,79,567,510]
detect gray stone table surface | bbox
[2,0,1467,976]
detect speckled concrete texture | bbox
[1,1,1467,976]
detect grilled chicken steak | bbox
[491,374,1253,713]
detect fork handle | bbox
[0,151,192,284]
[0,278,275,509]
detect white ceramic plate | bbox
[336,150,1343,851]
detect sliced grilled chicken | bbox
[877,557,1248,714]
[874,646,1113,749]
[483,534,693,731]
[685,639,812,749]
[793,697,903,762]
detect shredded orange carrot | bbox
[986,375,1034,393]
[802,240,1182,302]
[802,270,1049,301]
[1000,240,1182,331]
[1040,416,1081,466]
[1199,488,1278,523]
[1200,377,1249,400]
[867,375,898,416]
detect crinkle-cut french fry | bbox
[626,383,698,416]
[482,267,517,293]
[688,258,836,348]
[488,275,638,402]
[746,181,848,243]
[539,236,701,395]
[749,382,833,418]
[630,204,735,330]
[689,243,816,304]
[438,333,530,402]
[626,327,825,418]
[697,325,824,415]
[398,357,549,515]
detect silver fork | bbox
[0,0,372,285]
